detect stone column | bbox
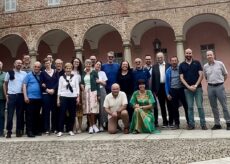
[123,40,132,67]
[75,47,83,62]
[29,49,37,67]
[175,36,185,63]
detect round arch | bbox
[183,13,230,38]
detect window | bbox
[5,0,16,12]
[200,44,215,65]
[114,52,123,64]
[48,0,60,6]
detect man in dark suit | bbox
[151,52,172,128]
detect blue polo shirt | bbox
[179,60,202,87]
[132,67,151,90]
[23,72,42,99]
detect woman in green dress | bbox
[130,79,160,134]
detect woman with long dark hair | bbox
[117,60,134,122]
[72,57,83,133]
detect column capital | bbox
[74,46,83,52]
[123,40,131,47]
[175,35,185,42]
[29,49,38,56]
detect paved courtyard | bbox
[1,125,230,164]
[1,102,230,164]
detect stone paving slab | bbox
[190,157,230,164]
[0,129,230,142]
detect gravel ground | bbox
[1,139,230,164]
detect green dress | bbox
[130,90,160,134]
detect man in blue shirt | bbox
[3,60,27,138]
[132,58,151,91]
[179,48,207,130]
[165,56,189,129]
[102,51,120,93]
[23,61,42,137]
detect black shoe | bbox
[6,133,11,138]
[27,132,35,138]
[201,125,208,130]
[226,123,230,130]
[187,125,195,130]
[0,132,5,137]
[172,125,180,130]
[211,125,222,130]
[169,124,174,128]
[16,133,22,137]
[162,124,168,128]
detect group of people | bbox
[0,48,229,138]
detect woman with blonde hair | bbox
[57,63,80,137]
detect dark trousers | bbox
[169,88,189,125]
[6,94,25,134]
[157,84,172,125]
[42,94,57,132]
[58,97,77,132]
[153,94,159,126]
[26,99,42,135]
[0,100,5,134]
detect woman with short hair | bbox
[57,63,80,137]
[81,59,100,134]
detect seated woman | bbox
[130,79,160,134]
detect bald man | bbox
[103,83,129,134]
[179,48,207,130]
[151,52,171,128]
[4,60,27,138]
[23,62,43,137]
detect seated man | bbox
[104,83,129,134]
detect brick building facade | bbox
[0,0,230,92]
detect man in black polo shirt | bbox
[179,48,207,130]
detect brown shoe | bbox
[123,128,129,134]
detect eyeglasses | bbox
[135,61,141,64]
[186,52,192,54]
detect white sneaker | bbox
[93,125,99,133]
[99,126,104,132]
[69,131,75,136]
[89,127,94,134]
[57,132,62,137]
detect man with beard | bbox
[90,55,97,68]
[144,55,159,127]
[165,56,189,129]
[179,48,207,130]
[102,51,120,93]
[4,60,27,138]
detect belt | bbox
[208,83,223,87]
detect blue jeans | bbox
[184,87,206,126]
[0,100,6,134]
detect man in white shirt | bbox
[104,83,129,134]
